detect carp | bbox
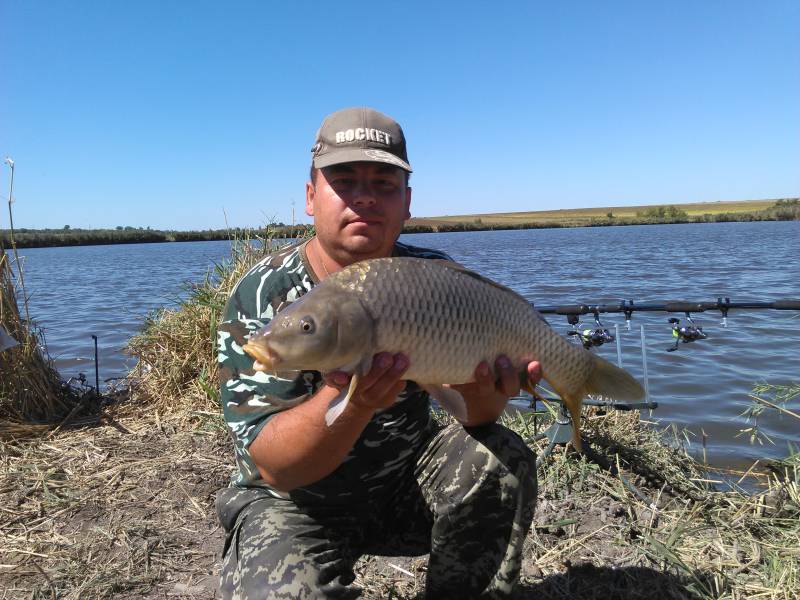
[242,257,644,450]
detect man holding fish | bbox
[215,107,547,599]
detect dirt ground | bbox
[1,407,791,600]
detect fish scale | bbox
[243,257,645,450]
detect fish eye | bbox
[299,317,315,334]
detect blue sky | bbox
[2,1,798,230]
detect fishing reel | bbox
[666,312,707,352]
[567,310,615,349]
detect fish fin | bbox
[562,392,584,452]
[548,380,585,452]
[422,384,469,423]
[557,354,645,453]
[430,260,531,306]
[325,373,360,426]
[520,374,537,396]
[583,354,645,401]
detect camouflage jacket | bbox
[217,238,452,504]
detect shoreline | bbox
[4,208,799,250]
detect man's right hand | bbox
[323,352,410,414]
[250,352,410,491]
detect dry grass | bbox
[2,402,797,599]
[0,404,233,599]
[0,249,78,430]
[126,229,287,417]
[350,408,799,600]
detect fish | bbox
[242,257,644,451]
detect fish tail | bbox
[562,392,584,452]
[582,353,645,401]
[551,354,644,453]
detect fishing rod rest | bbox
[718,297,731,327]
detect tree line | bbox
[0,225,313,249]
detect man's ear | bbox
[305,181,315,216]
[404,186,412,220]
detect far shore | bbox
[2,197,797,249]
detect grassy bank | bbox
[1,235,798,599]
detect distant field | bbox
[407,199,782,228]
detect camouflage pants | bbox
[217,422,537,599]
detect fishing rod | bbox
[514,297,800,461]
[531,298,800,352]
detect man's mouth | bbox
[347,217,383,228]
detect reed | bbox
[125,227,293,416]
[0,248,75,430]
[1,157,74,429]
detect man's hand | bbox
[324,352,410,414]
[251,352,410,491]
[449,356,543,427]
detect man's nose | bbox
[351,182,377,207]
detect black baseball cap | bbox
[310,107,411,172]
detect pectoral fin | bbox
[422,384,469,423]
[562,392,584,452]
[325,373,360,426]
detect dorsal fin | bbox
[428,259,532,306]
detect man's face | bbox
[305,162,411,262]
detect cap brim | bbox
[314,148,412,172]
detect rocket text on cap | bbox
[335,128,392,145]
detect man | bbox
[216,107,539,599]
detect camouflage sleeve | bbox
[395,241,454,262]
[216,254,321,486]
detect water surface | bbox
[16,221,800,476]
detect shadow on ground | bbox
[514,564,706,600]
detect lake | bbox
[14,221,800,476]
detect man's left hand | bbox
[448,356,542,427]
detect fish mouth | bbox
[242,341,280,371]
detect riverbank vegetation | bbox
[0,248,80,430]
[0,224,311,249]
[1,233,797,598]
[2,198,797,249]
